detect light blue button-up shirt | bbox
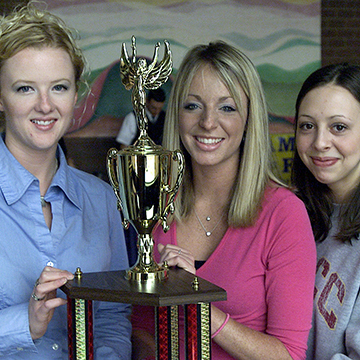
[0,134,131,359]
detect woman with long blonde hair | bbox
[132,41,316,360]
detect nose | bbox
[35,92,54,113]
[313,128,331,151]
[199,108,217,130]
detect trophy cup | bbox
[107,36,184,282]
[61,37,226,360]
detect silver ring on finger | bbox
[34,279,40,287]
[178,249,182,255]
[31,291,45,301]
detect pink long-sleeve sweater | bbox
[132,187,316,360]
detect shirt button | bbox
[52,343,59,351]
[46,261,54,267]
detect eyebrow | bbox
[298,114,351,122]
[186,94,234,102]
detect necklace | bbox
[40,196,47,208]
[194,209,224,237]
[40,159,58,207]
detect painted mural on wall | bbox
[46,0,319,181]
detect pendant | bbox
[206,216,211,221]
[40,196,47,208]
[206,231,211,237]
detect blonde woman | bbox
[132,41,316,360]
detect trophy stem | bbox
[126,233,168,282]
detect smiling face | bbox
[179,64,248,171]
[296,84,360,201]
[0,46,77,157]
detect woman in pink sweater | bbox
[131,41,316,360]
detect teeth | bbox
[32,119,55,125]
[197,137,222,144]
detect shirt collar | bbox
[145,107,159,123]
[0,134,81,209]
[51,146,82,210]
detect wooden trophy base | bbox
[61,267,226,359]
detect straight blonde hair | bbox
[163,41,282,227]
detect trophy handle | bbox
[107,148,130,230]
[160,149,185,232]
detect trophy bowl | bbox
[107,36,184,281]
[107,134,184,281]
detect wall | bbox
[7,1,358,182]
[322,0,360,66]
[0,0,321,183]
[0,0,358,180]
[0,0,27,14]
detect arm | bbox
[158,194,316,360]
[131,305,156,360]
[156,244,297,360]
[0,266,74,357]
[0,303,36,356]
[208,195,316,360]
[116,112,138,147]
[209,195,316,360]
[210,306,293,360]
[94,301,132,360]
[28,267,74,340]
[92,194,132,359]
[132,329,156,359]
[330,294,360,360]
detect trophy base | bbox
[126,264,168,282]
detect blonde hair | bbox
[163,41,281,227]
[0,1,86,90]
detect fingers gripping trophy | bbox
[107,36,184,281]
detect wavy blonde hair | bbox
[0,1,86,90]
[163,41,282,227]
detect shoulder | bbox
[260,186,310,224]
[67,166,114,199]
[123,111,136,122]
[263,185,304,209]
[158,110,166,120]
[258,186,316,256]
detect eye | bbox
[53,84,69,92]
[298,122,314,131]
[183,102,199,111]
[17,85,33,93]
[220,105,236,112]
[332,123,347,132]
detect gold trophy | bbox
[107,36,184,282]
[62,37,225,360]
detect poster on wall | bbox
[47,0,320,181]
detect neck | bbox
[18,152,59,196]
[192,164,237,204]
[330,183,354,204]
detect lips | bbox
[196,136,222,144]
[31,119,56,126]
[311,156,338,167]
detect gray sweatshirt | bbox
[307,205,360,360]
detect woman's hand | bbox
[28,266,74,340]
[158,243,196,274]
